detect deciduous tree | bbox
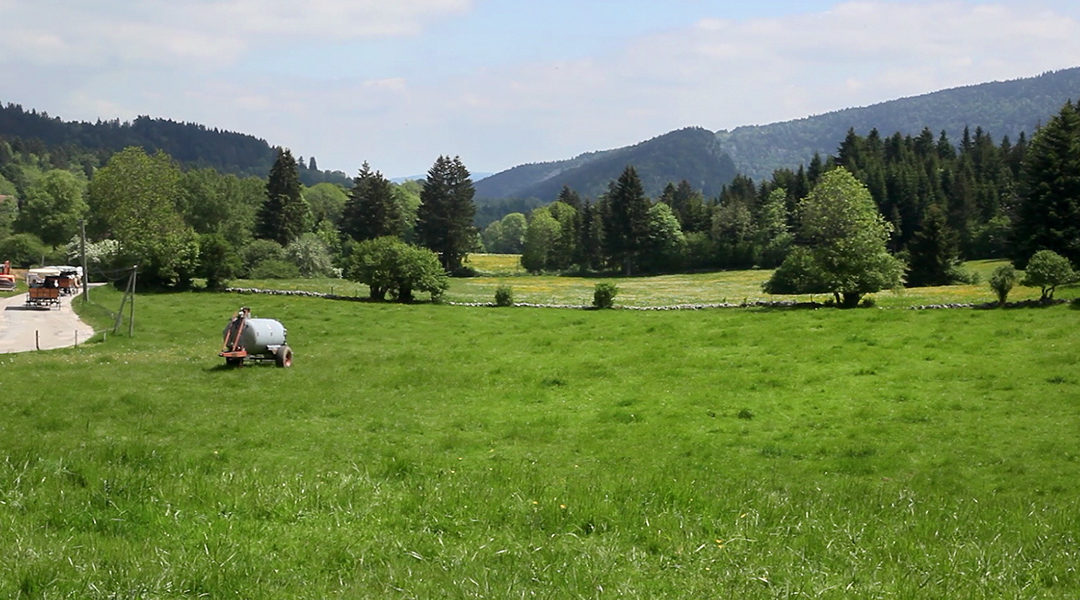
[763,167,904,307]
[87,147,199,286]
[1021,249,1076,300]
[15,169,88,248]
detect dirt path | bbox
[0,290,97,353]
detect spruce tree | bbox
[416,155,476,272]
[257,147,310,246]
[342,162,401,242]
[604,166,651,275]
[906,203,960,287]
[1015,100,1080,267]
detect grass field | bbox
[235,256,1074,308]
[1,281,1079,597]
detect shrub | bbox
[345,236,448,302]
[1022,250,1077,300]
[593,282,618,309]
[0,232,51,267]
[494,284,514,307]
[285,232,335,278]
[198,233,241,290]
[241,239,287,277]
[989,264,1018,305]
[249,258,301,280]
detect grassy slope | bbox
[1,286,1078,598]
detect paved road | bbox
[0,289,96,353]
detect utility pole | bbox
[79,219,89,303]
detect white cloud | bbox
[0,0,474,68]
[2,1,1079,177]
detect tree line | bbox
[1,100,1076,304]
[492,100,1079,295]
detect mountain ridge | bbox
[474,67,1080,210]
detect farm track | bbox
[0,288,96,353]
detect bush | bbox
[0,232,51,267]
[494,284,514,307]
[198,233,241,290]
[249,258,301,280]
[285,232,335,278]
[989,264,1018,305]
[345,236,448,302]
[1022,250,1076,300]
[240,239,287,277]
[593,282,618,309]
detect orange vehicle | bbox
[0,260,15,291]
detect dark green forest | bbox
[0,102,349,186]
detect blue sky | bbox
[2,1,1079,178]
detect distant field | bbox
[236,256,1073,307]
[1,285,1077,597]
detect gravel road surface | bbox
[0,290,96,353]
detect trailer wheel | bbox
[226,356,243,367]
[275,345,293,368]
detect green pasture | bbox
[237,256,1070,308]
[1,283,1079,597]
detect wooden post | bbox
[80,219,89,303]
[128,266,136,337]
[112,266,137,335]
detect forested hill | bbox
[717,67,1080,181]
[0,103,349,185]
[474,127,736,204]
[475,67,1080,208]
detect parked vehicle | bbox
[0,260,15,291]
[219,307,293,367]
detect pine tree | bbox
[342,162,402,242]
[1015,100,1080,267]
[603,166,651,275]
[417,155,476,272]
[257,147,310,245]
[906,203,960,287]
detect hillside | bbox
[0,103,350,186]
[474,127,736,203]
[719,67,1080,180]
[474,67,1080,212]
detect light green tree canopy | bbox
[763,167,905,307]
[1021,249,1076,300]
[16,169,88,248]
[87,147,199,286]
[345,236,447,302]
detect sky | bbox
[3,1,1080,179]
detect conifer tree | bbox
[257,147,310,245]
[342,162,402,242]
[417,155,476,272]
[604,166,651,275]
[1015,100,1080,267]
[906,203,960,287]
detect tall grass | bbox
[1,286,1077,597]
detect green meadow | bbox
[1,275,1079,598]
[240,256,1056,308]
